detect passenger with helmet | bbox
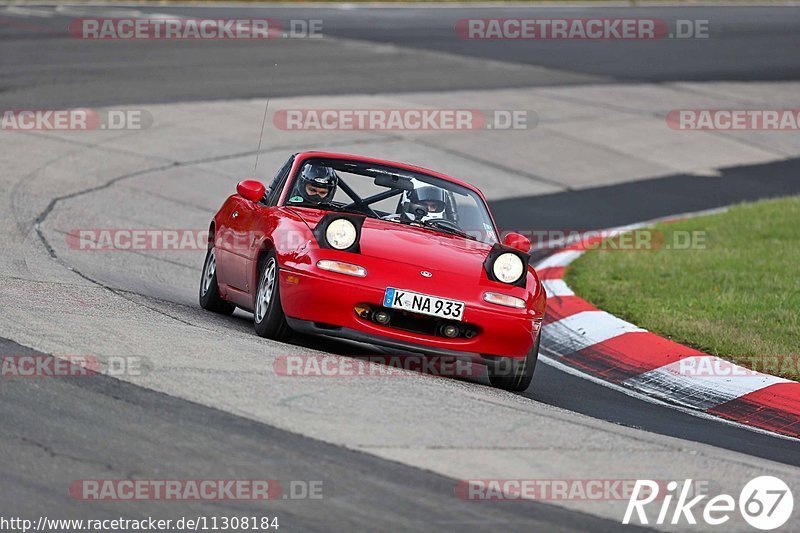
[291,162,339,205]
[399,185,452,223]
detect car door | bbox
[212,198,240,291]
[242,157,296,295]
[224,196,260,292]
[221,156,296,294]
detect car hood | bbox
[289,208,494,273]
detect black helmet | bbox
[408,186,447,220]
[297,163,338,204]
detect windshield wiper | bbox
[395,218,476,241]
[423,221,477,241]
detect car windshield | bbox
[283,157,499,244]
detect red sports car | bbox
[199,151,546,390]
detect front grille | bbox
[355,304,479,339]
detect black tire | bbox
[199,244,235,315]
[253,250,292,341]
[487,332,540,392]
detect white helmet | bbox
[406,186,447,222]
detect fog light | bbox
[373,310,391,325]
[440,324,460,338]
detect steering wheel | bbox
[428,218,462,232]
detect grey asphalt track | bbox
[0,337,644,532]
[2,4,800,531]
[2,6,800,107]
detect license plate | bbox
[383,288,465,321]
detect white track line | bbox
[2,6,54,18]
[542,279,574,298]
[535,249,584,269]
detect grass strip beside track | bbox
[565,195,800,381]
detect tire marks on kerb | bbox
[542,311,645,355]
[626,357,792,411]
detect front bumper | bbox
[279,266,541,359]
[286,316,488,360]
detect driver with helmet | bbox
[398,185,452,223]
[291,162,339,205]
[409,186,448,220]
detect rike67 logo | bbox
[624,476,794,530]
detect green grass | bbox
[565,195,800,381]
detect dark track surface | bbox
[2,5,800,107]
[173,5,800,82]
[0,337,647,532]
[493,157,800,232]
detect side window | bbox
[265,156,295,206]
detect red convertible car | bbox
[200,152,546,390]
